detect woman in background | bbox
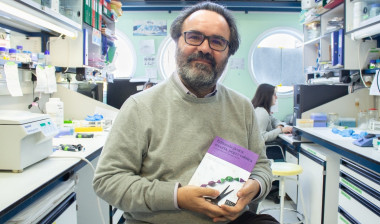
[252,83,293,204]
[252,83,292,142]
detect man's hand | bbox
[212,179,261,222]
[177,185,231,219]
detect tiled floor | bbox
[256,197,304,224]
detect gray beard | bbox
[176,49,228,91]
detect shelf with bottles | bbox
[345,0,380,40]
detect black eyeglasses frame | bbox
[183,31,230,52]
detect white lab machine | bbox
[0,110,58,172]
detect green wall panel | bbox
[116,10,301,121]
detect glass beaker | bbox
[327,113,339,128]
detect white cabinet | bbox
[285,145,299,203]
[297,143,341,224]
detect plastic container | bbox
[369,3,380,19]
[376,59,380,68]
[46,98,64,129]
[368,108,378,129]
[327,113,339,128]
[310,113,327,127]
[8,48,17,61]
[369,60,376,69]
[353,1,368,28]
[16,45,23,53]
[357,110,368,130]
[22,51,32,62]
[0,47,8,60]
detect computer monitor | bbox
[77,83,100,101]
[107,79,145,109]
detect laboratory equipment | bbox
[293,84,348,126]
[353,133,380,147]
[45,98,64,129]
[0,110,58,172]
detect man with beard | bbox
[93,2,276,224]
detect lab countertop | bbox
[296,127,380,172]
[0,133,107,219]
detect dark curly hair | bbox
[170,1,240,56]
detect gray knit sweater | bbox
[254,107,285,142]
[93,74,272,224]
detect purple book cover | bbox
[207,136,259,172]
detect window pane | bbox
[249,28,303,96]
[113,30,136,78]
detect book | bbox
[188,136,259,206]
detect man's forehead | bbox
[182,10,230,37]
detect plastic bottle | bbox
[8,48,17,61]
[376,59,380,69]
[44,50,51,66]
[45,98,64,130]
[369,60,376,69]
[0,47,8,60]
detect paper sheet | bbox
[4,62,23,96]
[45,65,57,93]
[35,65,48,93]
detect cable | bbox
[49,154,106,224]
[357,40,368,88]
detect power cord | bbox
[49,154,106,224]
[357,40,368,88]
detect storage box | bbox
[311,113,327,127]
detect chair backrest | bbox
[265,144,285,163]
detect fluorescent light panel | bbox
[0,2,78,38]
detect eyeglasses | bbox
[183,31,229,52]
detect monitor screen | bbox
[77,83,99,101]
[107,79,145,109]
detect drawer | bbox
[340,171,380,208]
[337,206,359,224]
[338,184,380,223]
[340,159,379,191]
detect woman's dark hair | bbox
[251,83,276,114]
[170,1,240,56]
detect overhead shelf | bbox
[0,0,81,38]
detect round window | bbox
[248,27,303,96]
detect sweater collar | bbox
[172,72,217,98]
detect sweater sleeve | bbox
[93,98,177,213]
[255,107,282,142]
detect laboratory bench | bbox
[295,127,380,173]
[292,127,380,224]
[0,133,108,223]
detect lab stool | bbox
[259,162,308,224]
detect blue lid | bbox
[8,48,16,53]
[0,47,6,51]
[371,3,380,7]
[16,45,23,50]
[370,60,376,63]
[376,59,380,62]
[44,50,50,55]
